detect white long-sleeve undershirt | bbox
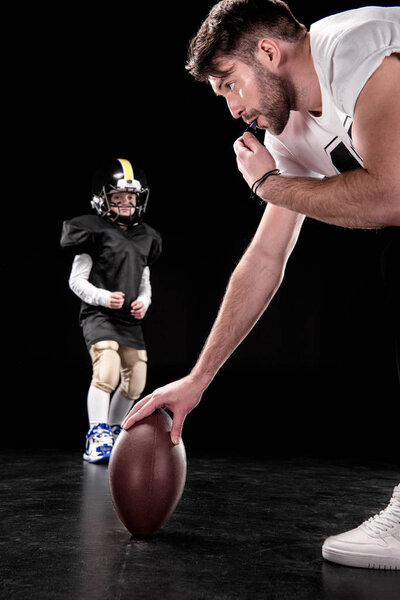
[68,253,152,309]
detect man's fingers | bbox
[234,132,261,154]
[243,130,263,146]
[122,394,157,429]
[233,136,248,154]
[170,411,187,446]
[121,376,202,444]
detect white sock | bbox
[108,389,134,426]
[87,385,110,428]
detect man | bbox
[61,158,162,463]
[123,1,400,568]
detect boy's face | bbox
[109,192,137,217]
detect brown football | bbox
[108,409,187,537]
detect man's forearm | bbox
[259,169,400,229]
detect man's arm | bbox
[190,206,304,385]
[235,54,400,228]
[122,205,305,443]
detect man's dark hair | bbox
[186,0,306,81]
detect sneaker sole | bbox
[83,453,111,464]
[322,546,400,570]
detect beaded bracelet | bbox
[250,169,281,199]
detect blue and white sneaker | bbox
[83,423,114,463]
[110,424,123,443]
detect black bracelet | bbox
[250,169,281,199]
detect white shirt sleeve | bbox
[310,7,400,116]
[135,266,152,310]
[68,254,111,307]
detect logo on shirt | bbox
[324,117,364,174]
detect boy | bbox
[61,158,162,463]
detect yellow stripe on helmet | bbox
[117,158,134,181]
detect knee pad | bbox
[118,348,148,400]
[89,340,121,394]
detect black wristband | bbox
[250,169,281,199]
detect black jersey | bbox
[61,214,162,349]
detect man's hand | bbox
[234,131,276,189]
[131,300,146,319]
[108,291,125,309]
[122,375,205,445]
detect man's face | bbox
[209,56,291,135]
[109,192,137,217]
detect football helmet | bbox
[91,158,150,227]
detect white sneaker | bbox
[83,423,114,463]
[322,484,400,570]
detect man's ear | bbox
[256,38,282,70]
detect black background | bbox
[9,1,399,459]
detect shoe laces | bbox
[364,485,400,533]
[88,423,113,446]
[94,432,113,445]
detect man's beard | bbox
[254,63,292,135]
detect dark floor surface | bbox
[1,450,399,600]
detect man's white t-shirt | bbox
[264,6,400,178]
